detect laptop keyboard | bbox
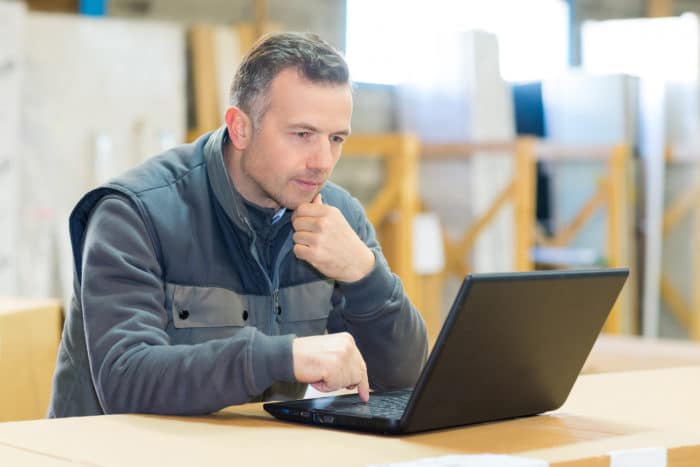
[318,389,412,419]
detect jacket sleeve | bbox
[326,196,429,390]
[80,195,295,415]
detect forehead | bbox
[264,68,353,126]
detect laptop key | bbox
[326,390,412,418]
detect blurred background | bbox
[4,0,700,421]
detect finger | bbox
[292,216,320,233]
[312,382,331,393]
[293,243,312,260]
[312,193,323,204]
[357,363,370,403]
[294,202,326,218]
[292,231,316,247]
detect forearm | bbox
[330,251,428,390]
[92,328,293,415]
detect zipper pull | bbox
[273,288,282,317]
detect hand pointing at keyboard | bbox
[292,332,370,402]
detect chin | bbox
[291,198,313,210]
[277,184,323,210]
[276,196,302,210]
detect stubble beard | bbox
[239,149,328,210]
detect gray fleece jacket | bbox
[48,126,428,417]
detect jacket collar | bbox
[204,125,254,233]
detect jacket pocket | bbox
[167,284,254,329]
[277,279,334,336]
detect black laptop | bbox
[264,268,629,434]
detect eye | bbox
[331,135,346,144]
[295,131,311,138]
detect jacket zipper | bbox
[242,216,293,333]
[269,232,294,329]
[273,288,281,316]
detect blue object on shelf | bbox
[79,0,106,16]
[512,81,554,236]
[512,81,547,138]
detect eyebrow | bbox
[290,122,351,137]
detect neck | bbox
[223,141,280,210]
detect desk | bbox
[582,334,700,374]
[0,297,62,421]
[0,367,698,466]
[0,444,75,466]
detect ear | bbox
[224,106,252,150]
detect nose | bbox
[307,138,335,172]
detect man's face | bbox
[236,68,353,210]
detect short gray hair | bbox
[229,32,350,127]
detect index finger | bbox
[293,201,327,219]
[357,364,370,403]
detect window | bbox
[345,0,569,84]
[582,14,698,82]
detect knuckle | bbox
[293,244,304,257]
[341,332,356,347]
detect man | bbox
[48,32,428,417]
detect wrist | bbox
[343,246,375,283]
[292,337,306,379]
[335,249,397,315]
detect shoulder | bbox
[109,139,207,197]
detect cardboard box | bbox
[0,297,62,422]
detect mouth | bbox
[293,179,323,192]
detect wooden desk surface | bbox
[0,444,76,466]
[0,367,699,466]
[583,335,700,374]
[562,365,700,431]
